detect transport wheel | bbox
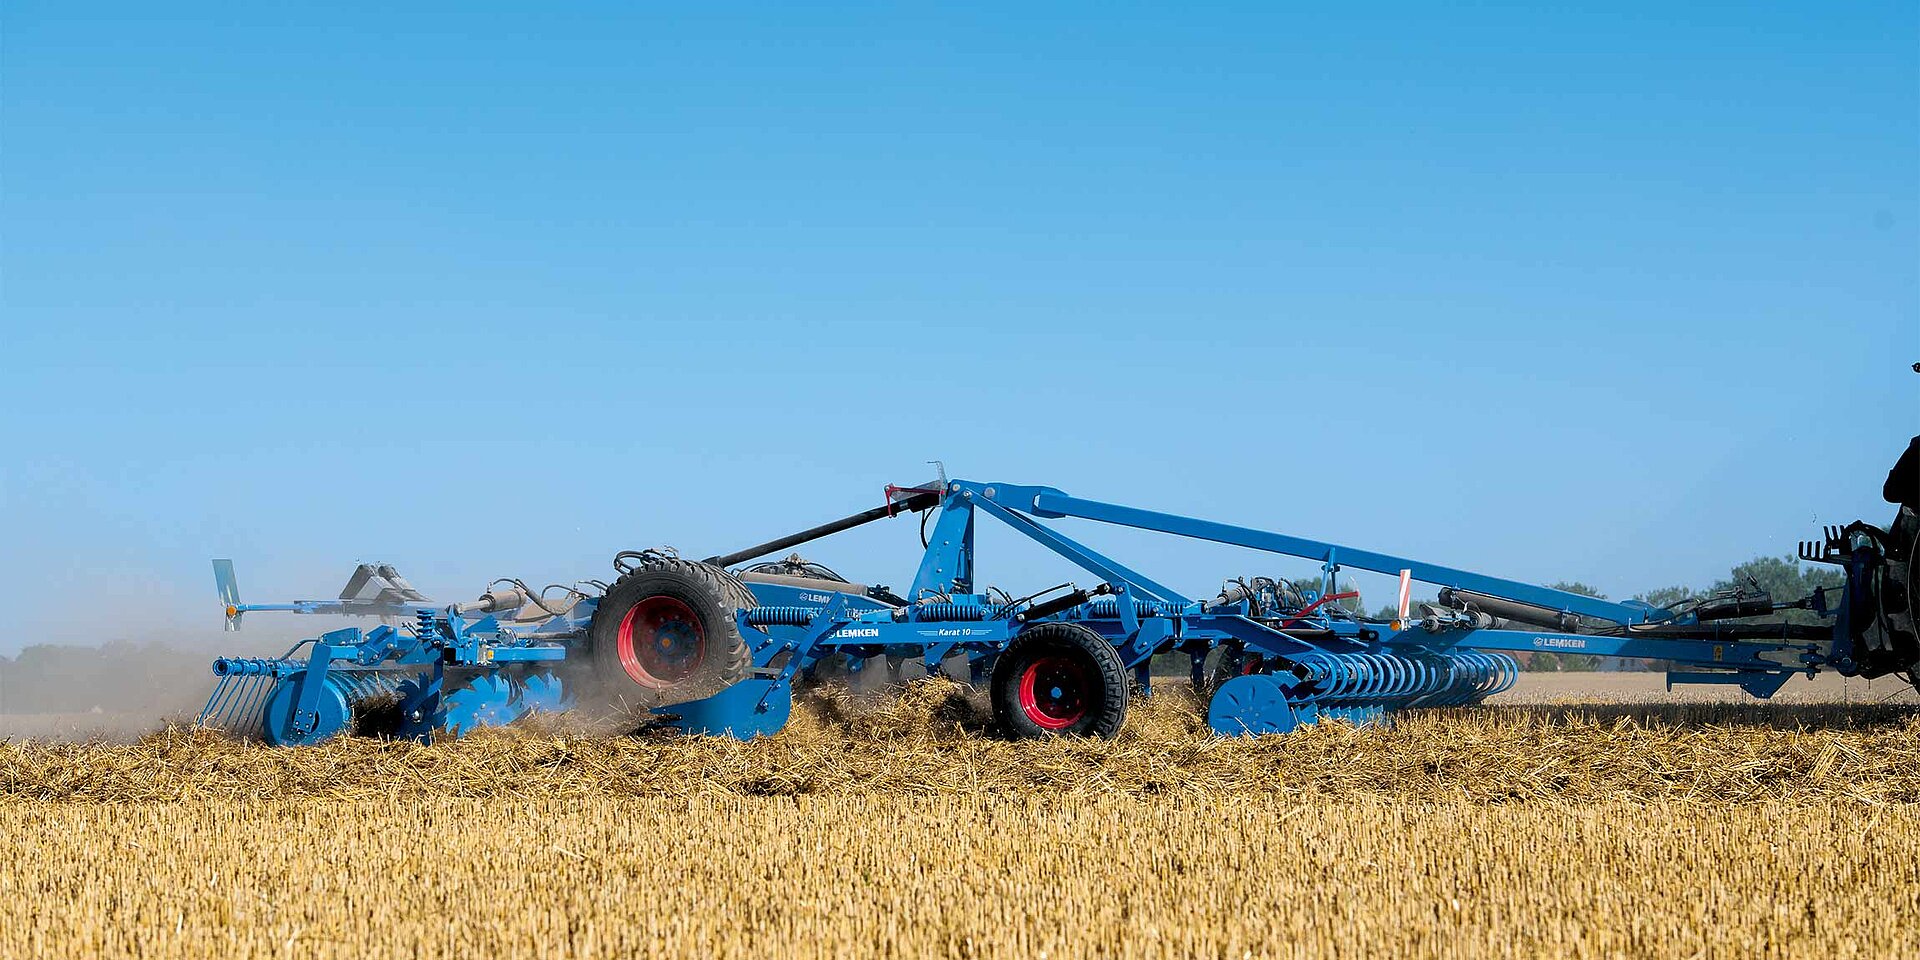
[588,557,754,708]
[991,622,1128,739]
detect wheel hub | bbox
[1017,655,1091,730]
[616,595,708,688]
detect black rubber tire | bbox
[990,622,1128,739]
[1892,510,1918,676]
[586,556,754,710]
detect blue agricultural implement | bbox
[201,439,1920,744]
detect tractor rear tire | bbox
[586,556,754,711]
[991,622,1128,739]
[1892,509,1918,677]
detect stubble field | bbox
[3,675,1917,959]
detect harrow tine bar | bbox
[196,675,237,727]
[198,656,300,737]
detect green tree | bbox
[0,641,216,717]
[1636,585,1697,609]
[1547,581,1604,599]
[1711,556,1842,625]
[1287,574,1365,615]
[1626,586,1694,672]
[1537,582,1602,670]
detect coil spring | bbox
[1081,597,1188,619]
[746,606,818,627]
[1288,651,1518,707]
[747,603,999,626]
[907,602,991,621]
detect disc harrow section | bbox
[518,673,575,715]
[441,674,522,738]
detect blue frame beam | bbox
[963,488,1190,604]
[1004,487,1655,624]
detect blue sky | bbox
[2,3,1915,654]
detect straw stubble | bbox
[2,680,1915,958]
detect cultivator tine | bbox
[197,675,273,736]
[237,678,275,735]
[197,657,293,738]
[196,676,235,726]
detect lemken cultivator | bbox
[202,441,1920,745]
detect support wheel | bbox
[588,556,754,709]
[991,622,1128,739]
[1206,674,1301,736]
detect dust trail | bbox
[0,631,310,742]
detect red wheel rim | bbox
[1017,655,1091,730]
[616,595,707,688]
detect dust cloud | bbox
[0,616,340,743]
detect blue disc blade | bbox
[393,674,445,743]
[518,673,576,715]
[442,673,524,738]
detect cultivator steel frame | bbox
[200,561,585,744]
[203,440,1920,744]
